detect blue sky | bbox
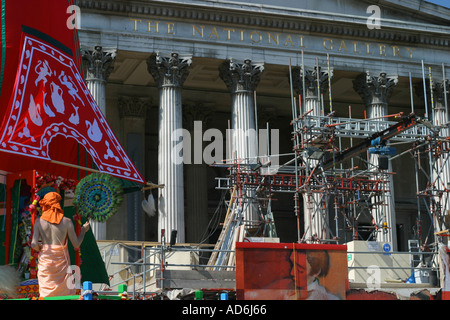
[425,0,450,8]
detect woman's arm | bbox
[67,220,90,249]
[31,218,41,251]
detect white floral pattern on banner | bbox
[0,34,144,184]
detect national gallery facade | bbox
[76,0,450,251]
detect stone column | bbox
[418,79,450,235]
[118,96,149,241]
[353,71,398,246]
[147,52,192,243]
[293,66,331,117]
[432,80,450,235]
[293,66,332,242]
[219,59,264,164]
[82,46,116,114]
[183,103,213,243]
[219,58,264,227]
[81,45,117,240]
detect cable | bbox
[198,189,228,246]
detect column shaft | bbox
[118,96,148,241]
[231,92,257,163]
[185,164,208,242]
[219,59,264,227]
[183,104,212,243]
[147,52,192,243]
[82,45,116,240]
[86,79,106,114]
[353,71,398,247]
[293,65,332,242]
[367,103,396,245]
[159,85,185,241]
[431,80,450,235]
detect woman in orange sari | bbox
[31,192,90,298]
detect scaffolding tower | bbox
[207,57,450,269]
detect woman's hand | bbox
[82,221,90,232]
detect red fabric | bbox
[0,0,144,184]
[0,0,78,179]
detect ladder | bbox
[207,187,237,270]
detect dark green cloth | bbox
[0,183,6,264]
[65,206,110,286]
[9,180,21,264]
[0,180,23,266]
[120,178,143,194]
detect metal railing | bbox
[96,241,445,299]
[96,241,235,299]
[297,115,437,142]
[347,249,441,286]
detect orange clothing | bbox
[37,191,74,297]
[38,243,76,297]
[39,192,64,224]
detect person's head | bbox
[306,250,330,278]
[289,250,307,289]
[290,249,330,288]
[39,191,63,224]
[39,191,62,208]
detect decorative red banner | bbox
[0,33,144,184]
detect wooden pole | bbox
[50,159,99,174]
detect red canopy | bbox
[0,0,145,184]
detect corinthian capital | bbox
[118,96,150,119]
[292,66,332,99]
[219,58,264,94]
[81,46,117,81]
[147,52,192,88]
[353,72,398,106]
[182,103,215,131]
[415,79,450,108]
[432,80,450,107]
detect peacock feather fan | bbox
[73,173,124,222]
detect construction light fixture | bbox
[368,146,397,156]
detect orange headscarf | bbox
[39,192,64,224]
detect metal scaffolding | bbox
[208,57,450,267]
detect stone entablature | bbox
[76,2,450,80]
[77,0,450,48]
